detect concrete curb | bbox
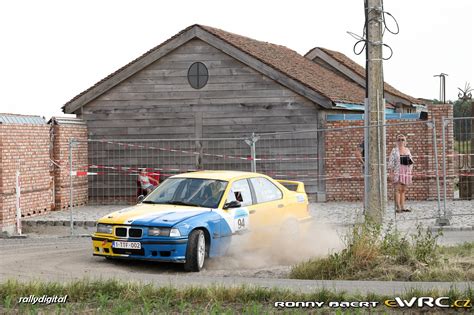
[430,225,474,231]
[0,233,28,239]
[23,220,97,228]
[324,222,474,231]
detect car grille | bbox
[114,227,143,238]
[115,227,127,237]
[129,228,142,238]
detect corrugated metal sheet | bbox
[334,103,396,113]
[327,113,422,121]
[48,116,86,125]
[0,114,45,125]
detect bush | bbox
[411,223,442,265]
[290,221,460,281]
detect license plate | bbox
[112,241,141,249]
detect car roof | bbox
[171,170,261,181]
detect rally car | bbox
[91,171,310,271]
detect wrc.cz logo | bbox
[384,297,471,309]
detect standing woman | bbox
[388,134,414,213]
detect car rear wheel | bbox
[184,229,206,272]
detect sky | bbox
[0,0,472,119]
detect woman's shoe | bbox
[395,209,403,214]
[402,209,412,212]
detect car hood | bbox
[97,204,212,227]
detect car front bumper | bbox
[91,234,189,263]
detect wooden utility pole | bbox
[365,0,387,223]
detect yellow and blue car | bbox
[92,171,310,271]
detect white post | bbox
[245,133,260,172]
[15,169,22,235]
[69,139,74,236]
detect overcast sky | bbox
[1,0,472,119]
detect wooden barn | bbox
[62,24,423,201]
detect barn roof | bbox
[63,25,418,114]
[305,47,422,105]
[201,26,371,105]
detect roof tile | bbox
[200,25,366,105]
[64,25,419,112]
[317,47,421,104]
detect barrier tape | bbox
[98,140,252,161]
[69,165,474,182]
[72,138,474,164]
[93,139,474,163]
[73,162,473,178]
[70,171,98,176]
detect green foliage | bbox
[453,99,473,142]
[411,223,442,265]
[453,99,473,118]
[290,221,471,282]
[1,278,472,313]
[380,223,412,265]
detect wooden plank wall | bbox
[78,39,322,201]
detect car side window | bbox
[249,177,282,203]
[226,179,253,206]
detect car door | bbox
[247,177,286,231]
[224,178,254,230]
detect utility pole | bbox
[434,73,448,103]
[365,0,387,223]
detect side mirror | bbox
[223,200,241,209]
[137,195,145,203]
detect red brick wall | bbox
[0,121,89,233]
[0,125,53,232]
[324,104,454,201]
[52,124,88,209]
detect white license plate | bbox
[112,241,141,249]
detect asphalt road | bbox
[0,233,472,295]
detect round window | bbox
[187,62,208,89]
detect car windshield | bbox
[143,178,228,209]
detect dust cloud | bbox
[206,223,345,271]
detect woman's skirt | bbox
[397,165,413,185]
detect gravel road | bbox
[4,200,472,295]
[1,233,472,294]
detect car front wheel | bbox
[184,229,206,272]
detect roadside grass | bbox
[0,278,472,314]
[291,223,474,281]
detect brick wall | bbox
[0,125,53,233]
[52,124,88,209]
[0,120,88,234]
[324,104,454,201]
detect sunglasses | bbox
[397,139,406,142]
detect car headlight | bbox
[170,228,181,237]
[97,223,113,234]
[148,227,181,237]
[148,227,171,236]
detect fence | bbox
[80,137,252,204]
[64,116,474,227]
[441,117,474,204]
[68,118,447,203]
